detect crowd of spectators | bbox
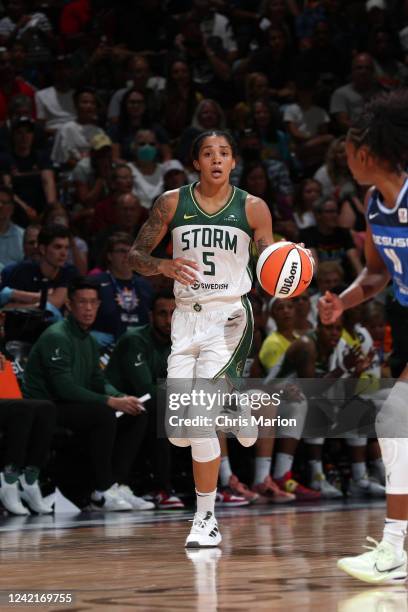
[0,0,406,515]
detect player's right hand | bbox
[318,291,344,324]
[108,396,145,415]
[158,257,199,285]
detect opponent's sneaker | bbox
[150,490,185,510]
[19,475,53,514]
[348,476,386,498]
[227,474,259,503]
[0,473,29,515]
[251,475,295,504]
[90,484,132,511]
[215,488,249,507]
[185,511,222,548]
[116,485,155,510]
[337,537,407,585]
[275,471,321,501]
[310,473,343,499]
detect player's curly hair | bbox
[348,90,408,172]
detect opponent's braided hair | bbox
[348,89,408,173]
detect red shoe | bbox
[227,474,259,503]
[153,491,185,510]
[251,475,295,504]
[215,488,249,507]
[274,472,321,502]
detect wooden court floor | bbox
[0,504,407,611]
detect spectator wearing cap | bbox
[330,53,380,134]
[0,116,57,226]
[51,87,105,167]
[35,56,75,134]
[162,159,187,191]
[0,47,35,122]
[0,93,47,154]
[0,185,23,272]
[72,132,113,212]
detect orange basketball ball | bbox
[256,241,314,298]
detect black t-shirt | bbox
[2,260,78,297]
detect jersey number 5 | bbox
[202,251,215,276]
[384,248,403,274]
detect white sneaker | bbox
[348,476,386,498]
[217,392,258,448]
[90,484,132,511]
[19,475,53,514]
[0,473,29,515]
[116,485,155,510]
[311,473,343,499]
[337,537,407,585]
[338,588,408,612]
[185,511,222,548]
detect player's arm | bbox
[128,190,199,285]
[319,224,390,323]
[245,195,274,254]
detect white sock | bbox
[351,462,366,482]
[219,456,232,487]
[382,518,407,555]
[273,453,293,480]
[196,488,217,515]
[309,460,323,479]
[254,457,271,485]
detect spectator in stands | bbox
[161,159,188,192]
[106,291,185,509]
[314,136,353,199]
[160,58,202,140]
[23,276,154,511]
[0,0,55,68]
[129,128,165,209]
[51,87,106,167]
[59,0,91,51]
[299,196,363,281]
[309,260,345,326]
[293,178,321,231]
[284,74,333,172]
[42,207,88,275]
[0,352,56,515]
[35,55,76,134]
[108,87,171,161]
[177,98,226,166]
[251,98,291,164]
[0,47,35,121]
[10,39,39,87]
[0,186,23,271]
[247,26,295,104]
[293,291,313,335]
[0,116,57,225]
[92,162,133,233]
[369,26,408,90]
[22,223,40,262]
[0,223,77,316]
[108,53,165,124]
[0,93,47,156]
[91,232,153,347]
[330,53,379,134]
[338,185,367,253]
[72,133,113,216]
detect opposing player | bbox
[319,90,408,584]
[129,130,274,547]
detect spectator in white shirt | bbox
[35,55,75,134]
[51,87,105,167]
[129,129,164,210]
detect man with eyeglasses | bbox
[23,276,154,512]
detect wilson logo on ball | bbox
[256,242,313,298]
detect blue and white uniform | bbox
[367,179,408,306]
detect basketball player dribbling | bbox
[319,91,408,584]
[129,130,274,547]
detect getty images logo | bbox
[280,261,298,295]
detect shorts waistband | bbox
[175,299,244,312]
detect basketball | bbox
[256,241,314,298]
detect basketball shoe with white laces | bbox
[116,485,155,510]
[19,475,53,514]
[0,473,29,515]
[185,511,222,548]
[337,537,407,585]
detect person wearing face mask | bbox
[129,128,164,210]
